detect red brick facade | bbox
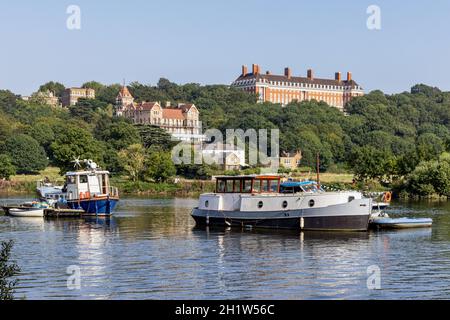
[232,64,364,111]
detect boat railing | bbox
[100,186,119,197]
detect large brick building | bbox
[118,86,203,142]
[231,64,364,111]
[61,87,95,107]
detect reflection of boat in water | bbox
[191,175,372,231]
[36,159,119,216]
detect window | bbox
[205,200,209,208]
[226,180,234,192]
[308,199,315,207]
[217,180,226,193]
[282,201,288,208]
[79,175,88,184]
[258,201,264,209]
[243,179,252,193]
[253,180,261,193]
[261,180,269,192]
[67,176,76,184]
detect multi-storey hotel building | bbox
[231,64,364,111]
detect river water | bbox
[1,195,450,300]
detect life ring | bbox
[383,191,392,203]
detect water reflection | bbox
[1,197,450,299]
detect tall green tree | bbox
[3,134,48,173]
[50,125,104,173]
[118,144,146,181]
[145,150,176,182]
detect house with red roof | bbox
[117,86,203,142]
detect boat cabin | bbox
[64,170,115,200]
[215,175,281,194]
[280,180,323,194]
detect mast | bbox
[316,152,320,189]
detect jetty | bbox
[43,208,85,218]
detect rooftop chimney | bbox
[165,101,171,107]
[252,64,260,75]
[242,65,248,76]
[284,67,291,79]
[307,69,313,80]
[335,72,341,82]
[347,72,352,81]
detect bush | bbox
[0,154,16,180]
[0,240,20,300]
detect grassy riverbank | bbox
[0,167,386,196]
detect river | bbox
[1,195,450,299]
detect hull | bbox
[9,208,44,217]
[370,218,432,229]
[67,197,119,216]
[192,199,371,231]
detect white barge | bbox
[191,175,372,231]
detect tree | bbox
[416,133,444,161]
[145,150,176,182]
[3,134,48,173]
[38,81,65,98]
[0,240,20,300]
[96,84,121,104]
[118,144,146,182]
[50,125,104,173]
[136,125,175,150]
[96,119,140,150]
[0,154,16,180]
[26,121,55,151]
[82,81,104,93]
[350,146,395,181]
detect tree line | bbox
[1,80,450,196]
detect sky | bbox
[1,0,450,96]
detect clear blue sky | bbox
[1,0,450,95]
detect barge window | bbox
[217,180,226,193]
[67,176,76,184]
[243,179,252,193]
[261,180,269,192]
[253,180,261,193]
[226,180,234,192]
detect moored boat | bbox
[62,160,119,216]
[191,175,372,231]
[370,217,432,229]
[35,159,119,216]
[9,207,45,217]
[4,201,50,217]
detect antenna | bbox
[316,153,320,189]
[72,157,82,169]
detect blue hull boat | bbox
[370,217,432,229]
[67,197,119,216]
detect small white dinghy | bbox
[8,207,44,217]
[369,211,432,229]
